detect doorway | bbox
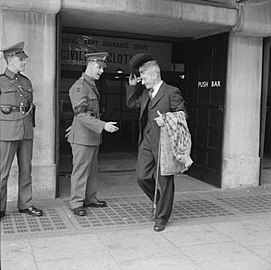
[57,70,140,197]
[56,31,227,197]
[261,94,271,185]
[260,37,271,186]
[184,33,228,187]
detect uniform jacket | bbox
[0,68,34,141]
[126,81,187,146]
[67,73,105,146]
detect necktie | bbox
[148,88,154,101]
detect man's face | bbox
[88,62,104,80]
[139,68,156,89]
[9,56,26,73]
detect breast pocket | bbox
[0,88,18,104]
[87,96,99,111]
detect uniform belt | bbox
[16,106,31,113]
[0,105,30,113]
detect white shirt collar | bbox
[151,80,163,98]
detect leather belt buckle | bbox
[20,106,25,114]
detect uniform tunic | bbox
[68,73,105,209]
[0,68,35,211]
[0,69,34,140]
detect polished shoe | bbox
[84,200,107,208]
[0,211,6,219]
[72,207,86,216]
[19,206,43,217]
[153,224,166,232]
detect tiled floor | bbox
[2,153,271,269]
[2,185,271,270]
[2,186,271,237]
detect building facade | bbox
[0,0,270,201]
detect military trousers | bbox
[70,143,99,209]
[0,139,33,211]
[136,133,175,226]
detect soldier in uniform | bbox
[0,41,43,219]
[67,52,119,216]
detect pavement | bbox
[1,166,271,270]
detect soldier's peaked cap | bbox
[0,41,28,59]
[129,53,153,76]
[85,52,109,67]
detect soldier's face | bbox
[9,56,26,73]
[88,62,104,80]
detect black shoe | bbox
[19,206,43,217]
[84,200,107,208]
[72,207,86,216]
[153,224,166,232]
[0,211,6,219]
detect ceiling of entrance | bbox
[60,9,235,41]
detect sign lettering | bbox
[198,80,221,88]
[61,33,172,73]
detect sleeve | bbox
[170,87,188,118]
[69,81,105,134]
[24,77,35,126]
[126,84,142,109]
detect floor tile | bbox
[118,254,202,270]
[180,241,271,270]
[246,244,271,263]
[1,258,37,270]
[97,229,180,262]
[210,218,271,245]
[163,224,231,246]
[36,255,121,270]
[30,234,108,261]
[1,240,37,270]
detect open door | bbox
[185,33,228,187]
[260,37,271,185]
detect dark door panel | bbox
[185,33,228,187]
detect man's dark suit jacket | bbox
[126,81,187,148]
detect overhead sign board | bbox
[61,33,172,73]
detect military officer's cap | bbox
[85,52,109,68]
[0,41,28,59]
[129,53,153,76]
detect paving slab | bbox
[36,255,122,270]
[179,241,271,270]
[1,185,271,270]
[1,240,37,270]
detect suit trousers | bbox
[136,133,175,225]
[70,143,99,209]
[0,139,33,211]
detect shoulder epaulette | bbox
[72,76,85,92]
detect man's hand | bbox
[104,122,119,133]
[154,111,165,127]
[129,74,141,86]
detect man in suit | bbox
[126,54,187,231]
[67,52,119,216]
[0,41,43,219]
